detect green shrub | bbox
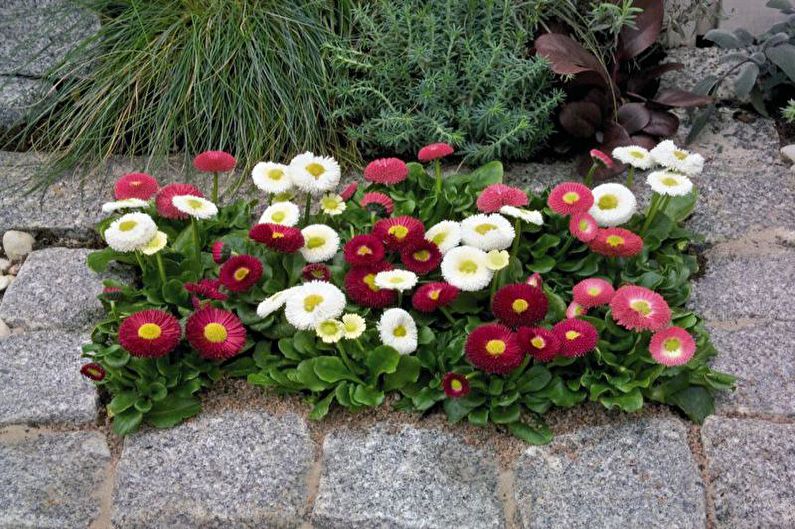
[328,0,565,164]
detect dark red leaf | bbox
[618,0,664,61]
[602,122,632,149]
[642,110,679,137]
[626,62,684,93]
[535,33,604,76]
[652,89,713,108]
[628,134,658,150]
[559,102,603,138]
[617,103,651,134]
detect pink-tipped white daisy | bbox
[610,285,671,332]
[649,326,696,366]
[572,278,615,308]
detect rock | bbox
[0,430,110,528]
[781,144,795,164]
[0,275,10,291]
[0,329,97,426]
[312,424,504,529]
[513,417,705,529]
[0,318,9,338]
[113,410,314,529]
[0,76,50,130]
[659,47,741,101]
[0,258,9,273]
[1,230,34,261]
[702,417,795,528]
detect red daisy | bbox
[418,142,454,162]
[566,301,587,319]
[547,182,594,215]
[411,282,459,313]
[442,372,471,398]
[526,273,543,289]
[569,212,598,242]
[553,319,598,358]
[185,278,228,301]
[302,263,331,282]
[118,309,182,358]
[80,362,106,382]
[344,262,396,308]
[340,181,359,201]
[249,223,304,253]
[492,283,548,328]
[610,285,671,332]
[589,228,644,258]
[186,307,246,360]
[465,323,523,374]
[517,327,561,362]
[219,254,263,292]
[101,286,124,301]
[400,239,442,275]
[363,158,408,185]
[572,278,615,308]
[649,327,696,367]
[360,192,394,216]
[156,183,203,219]
[211,241,231,264]
[343,234,385,266]
[372,216,425,251]
[476,184,529,213]
[114,172,159,200]
[193,150,236,173]
[590,148,615,169]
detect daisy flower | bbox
[461,213,515,251]
[344,262,397,308]
[425,220,462,254]
[139,231,168,256]
[288,152,341,194]
[194,150,236,173]
[650,140,704,176]
[465,323,523,374]
[360,192,394,216]
[219,255,263,292]
[646,171,694,197]
[400,240,442,275]
[316,319,345,343]
[588,183,637,226]
[492,283,548,328]
[517,327,561,362]
[378,308,418,355]
[302,263,331,282]
[185,279,228,301]
[256,289,293,319]
[211,241,231,264]
[299,224,340,263]
[249,223,305,253]
[590,149,615,169]
[476,184,528,213]
[186,306,246,360]
[553,319,599,357]
[547,182,594,215]
[485,249,510,271]
[612,145,654,170]
[372,216,425,251]
[363,158,408,184]
[442,372,470,398]
[418,142,454,162]
[573,278,615,308]
[341,313,366,339]
[155,183,202,219]
[566,301,587,319]
[104,212,158,252]
[343,234,385,267]
[172,195,218,219]
[569,212,598,243]
[411,282,459,313]
[259,201,301,227]
[340,182,358,201]
[440,246,494,292]
[610,285,671,332]
[589,227,644,258]
[320,193,346,216]
[252,162,293,194]
[114,172,159,200]
[101,198,148,213]
[284,281,346,330]
[118,309,181,358]
[80,362,106,382]
[649,326,696,366]
[500,206,543,225]
[526,273,542,289]
[374,269,418,292]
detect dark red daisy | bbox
[442,372,471,398]
[156,183,203,219]
[372,216,425,251]
[492,283,548,328]
[249,223,304,253]
[400,239,442,275]
[517,327,561,362]
[411,282,459,313]
[418,142,454,162]
[186,306,246,360]
[465,323,524,374]
[219,254,263,292]
[553,319,599,358]
[302,263,331,282]
[118,309,182,358]
[80,362,106,381]
[184,278,228,301]
[344,262,397,308]
[114,172,159,200]
[211,241,231,264]
[193,150,236,173]
[343,234,385,266]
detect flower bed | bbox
[82,144,733,442]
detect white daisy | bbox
[461,213,515,251]
[259,201,300,226]
[425,220,461,254]
[485,249,510,271]
[650,140,704,176]
[139,231,168,256]
[288,152,341,195]
[440,245,494,292]
[299,224,340,263]
[315,319,345,343]
[256,288,294,319]
[252,162,293,194]
[104,212,158,252]
[500,206,543,225]
[320,194,346,216]
[374,269,418,291]
[284,281,346,331]
[377,308,418,355]
[646,171,694,197]
[172,195,218,219]
[588,183,637,227]
[341,314,366,339]
[612,145,655,170]
[101,198,148,213]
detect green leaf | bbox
[309,392,335,420]
[704,28,742,48]
[467,407,489,426]
[447,161,503,188]
[383,355,421,391]
[490,403,520,424]
[86,248,127,273]
[600,388,644,412]
[146,396,202,428]
[507,421,553,445]
[313,356,357,383]
[105,348,130,368]
[352,385,385,407]
[516,364,552,393]
[766,43,795,84]
[108,391,138,415]
[443,397,479,423]
[734,62,759,99]
[162,279,189,305]
[112,408,143,436]
[366,345,401,380]
[529,255,556,273]
[669,386,714,423]
[295,360,330,392]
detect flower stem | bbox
[584,163,597,187]
[134,251,145,273]
[510,218,522,260]
[303,194,312,227]
[190,216,202,276]
[440,306,456,325]
[552,235,575,261]
[212,172,219,203]
[397,291,403,308]
[338,344,364,381]
[641,193,662,233]
[434,160,442,196]
[626,166,635,187]
[490,269,502,303]
[154,253,167,284]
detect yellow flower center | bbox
[662,176,679,186]
[306,236,326,249]
[428,289,441,301]
[388,225,409,240]
[137,323,162,340]
[187,198,204,210]
[663,337,681,354]
[388,276,404,284]
[118,220,137,232]
[606,235,625,247]
[303,294,324,312]
[319,321,340,336]
[432,232,447,245]
[268,169,284,181]
[312,269,325,278]
[271,211,285,222]
[413,250,431,262]
[393,325,407,337]
[587,286,601,296]
[474,223,496,235]
[565,330,581,340]
[512,299,529,313]
[363,273,379,292]
[272,231,285,239]
[630,299,652,316]
[322,197,339,210]
[129,180,142,187]
[630,150,645,159]
[450,379,463,391]
[459,259,478,274]
[233,267,250,281]
[486,339,506,356]
[598,194,618,210]
[579,220,589,231]
[673,150,688,161]
[306,163,326,179]
[203,322,228,343]
[344,320,359,333]
[356,245,372,256]
[530,336,546,349]
[563,191,580,204]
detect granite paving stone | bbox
[702,417,795,528]
[0,329,96,426]
[112,410,314,529]
[513,417,705,529]
[0,430,110,528]
[312,424,504,529]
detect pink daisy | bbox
[610,285,671,332]
[569,212,598,242]
[360,192,394,216]
[363,158,408,185]
[156,183,203,219]
[589,228,644,258]
[566,301,587,319]
[572,278,615,308]
[340,182,358,201]
[114,172,159,200]
[649,327,696,367]
[418,142,454,162]
[590,149,615,169]
[193,150,236,173]
[547,182,594,215]
[211,241,231,264]
[476,184,529,213]
[526,273,543,289]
